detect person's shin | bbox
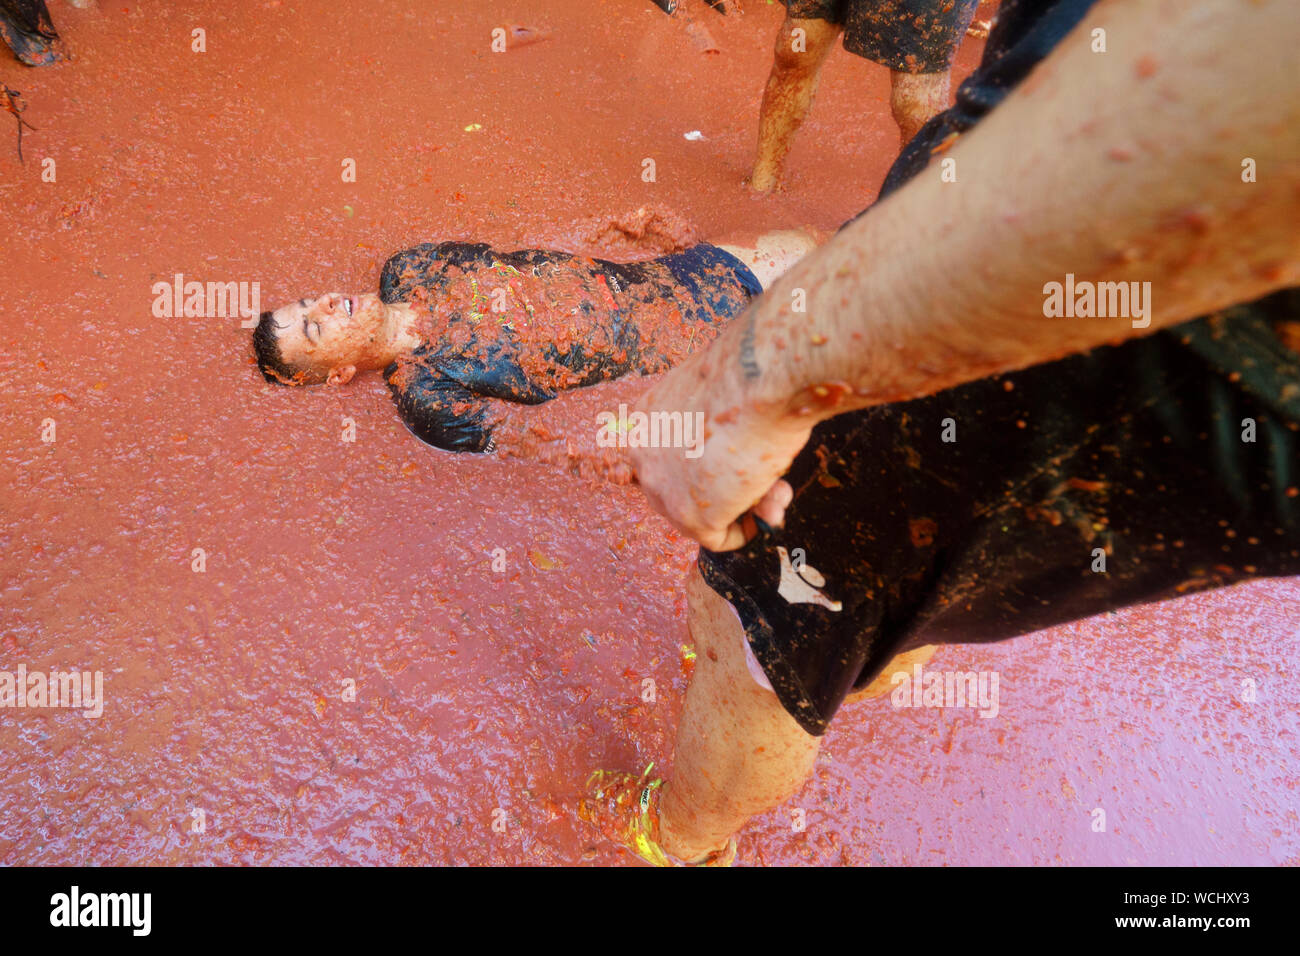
[752,17,841,192]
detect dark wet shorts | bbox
[781,0,979,73]
[698,302,1300,736]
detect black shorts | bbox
[781,0,979,73]
[698,303,1300,736]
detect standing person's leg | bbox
[655,562,821,861]
[751,12,843,193]
[888,70,951,148]
[656,561,937,860]
[841,0,980,148]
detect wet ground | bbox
[2,1,1296,865]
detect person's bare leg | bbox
[716,228,823,289]
[657,561,821,861]
[657,564,941,860]
[889,70,950,148]
[750,16,841,193]
[843,643,937,704]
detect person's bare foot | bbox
[748,164,781,194]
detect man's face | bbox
[268,293,387,382]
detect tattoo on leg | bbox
[739,312,761,379]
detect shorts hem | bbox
[697,554,833,737]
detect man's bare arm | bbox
[631,0,1300,549]
[735,0,1295,416]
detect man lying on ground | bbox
[252,228,815,453]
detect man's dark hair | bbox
[252,311,298,384]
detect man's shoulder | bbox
[379,241,498,301]
[378,242,588,301]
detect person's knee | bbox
[685,562,744,665]
[890,70,948,123]
[686,562,781,698]
[771,16,838,75]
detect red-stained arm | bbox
[631,0,1300,550]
